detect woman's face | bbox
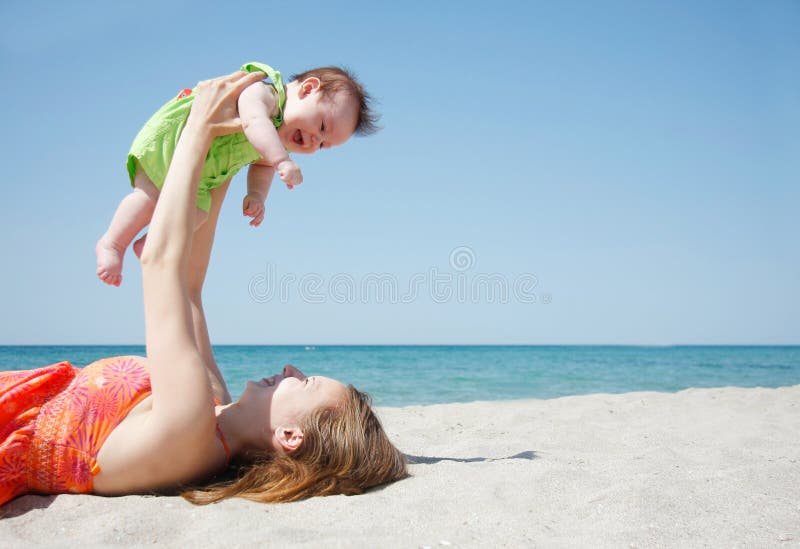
[242,365,347,440]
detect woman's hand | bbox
[185,70,267,138]
[141,69,266,266]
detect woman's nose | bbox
[282,364,305,380]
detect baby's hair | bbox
[290,67,380,136]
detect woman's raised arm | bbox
[187,180,233,404]
[94,73,265,493]
[140,71,264,460]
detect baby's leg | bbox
[96,171,159,286]
[132,207,209,258]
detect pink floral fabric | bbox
[0,357,151,505]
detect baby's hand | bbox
[276,159,303,190]
[242,193,266,227]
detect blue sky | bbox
[0,0,797,344]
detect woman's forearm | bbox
[140,127,212,270]
[186,182,232,403]
[189,296,232,403]
[142,70,263,271]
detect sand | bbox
[1,385,798,548]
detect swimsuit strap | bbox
[215,423,231,464]
[213,396,231,464]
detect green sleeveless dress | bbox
[126,62,286,212]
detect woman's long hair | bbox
[181,386,407,504]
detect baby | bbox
[96,62,378,286]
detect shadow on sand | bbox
[1,494,57,518]
[405,450,537,465]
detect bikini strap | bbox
[215,423,231,464]
[213,396,231,464]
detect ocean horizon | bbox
[2,345,798,407]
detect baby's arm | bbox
[238,82,302,188]
[243,161,274,227]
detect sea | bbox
[1,346,798,407]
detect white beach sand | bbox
[1,385,798,548]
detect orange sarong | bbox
[0,357,151,505]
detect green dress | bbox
[126,62,286,212]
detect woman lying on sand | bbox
[0,71,407,506]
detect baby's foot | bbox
[96,238,124,287]
[133,234,147,259]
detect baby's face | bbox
[278,79,358,154]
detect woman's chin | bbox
[241,380,262,397]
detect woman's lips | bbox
[260,375,278,387]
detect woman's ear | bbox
[274,426,304,453]
[299,77,321,98]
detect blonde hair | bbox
[181,386,407,504]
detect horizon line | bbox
[1,343,799,348]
